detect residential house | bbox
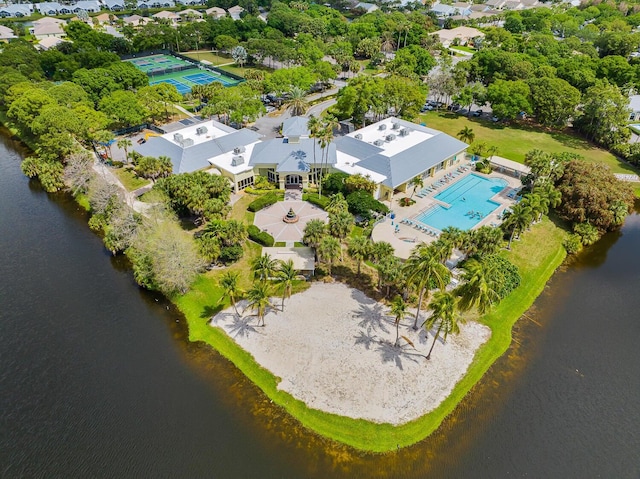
[137,0,176,8]
[122,14,152,26]
[519,0,539,7]
[123,14,153,25]
[74,0,101,12]
[34,2,67,15]
[32,21,66,40]
[628,95,640,121]
[0,24,17,41]
[36,35,67,50]
[93,12,113,23]
[227,5,243,20]
[177,8,203,20]
[503,0,523,9]
[451,2,472,15]
[104,0,125,10]
[430,3,456,17]
[205,6,226,18]
[0,4,33,17]
[152,10,180,23]
[432,26,485,47]
[485,0,508,9]
[354,2,379,13]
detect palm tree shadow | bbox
[353,329,378,350]
[354,303,392,334]
[375,341,421,371]
[212,312,261,339]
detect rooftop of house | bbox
[629,95,640,112]
[282,116,310,138]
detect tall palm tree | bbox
[284,86,310,116]
[520,194,543,225]
[456,258,500,314]
[117,138,133,163]
[307,114,321,187]
[275,259,297,311]
[425,291,464,360]
[251,253,278,282]
[328,210,354,240]
[487,145,499,160]
[319,115,338,195]
[347,235,371,275]
[245,281,273,326]
[318,235,341,275]
[371,241,394,262]
[390,295,408,347]
[502,202,533,249]
[219,271,242,316]
[403,243,450,329]
[302,219,326,248]
[408,176,424,200]
[381,31,396,54]
[376,255,403,297]
[457,126,475,144]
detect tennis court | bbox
[127,53,242,94]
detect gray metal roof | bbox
[133,128,261,174]
[282,116,309,137]
[337,119,467,188]
[249,138,336,171]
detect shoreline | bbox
[0,121,569,451]
[176,217,567,452]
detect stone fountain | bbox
[283,207,299,224]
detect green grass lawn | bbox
[173,209,568,451]
[111,167,150,191]
[421,111,639,175]
[216,63,273,78]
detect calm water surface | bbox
[1,131,639,478]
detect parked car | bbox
[491,116,500,122]
[449,103,461,111]
[421,104,434,112]
[473,109,483,117]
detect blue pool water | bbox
[413,174,508,231]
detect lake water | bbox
[1,130,639,478]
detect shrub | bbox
[563,234,583,254]
[302,192,330,210]
[322,172,349,195]
[346,190,389,220]
[219,245,243,263]
[247,191,282,212]
[254,175,275,190]
[482,254,521,300]
[399,197,415,207]
[475,159,492,174]
[247,224,275,247]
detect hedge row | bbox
[302,192,330,210]
[247,191,283,212]
[247,225,275,247]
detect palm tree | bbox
[328,210,354,240]
[425,291,464,360]
[219,271,242,316]
[520,194,543,225]
[381,31,396,54]
[245,281,273,326]
[403,243,449,329]
[376,255,403,297]
[347,235,371,275]
[487,145,499,160]
[371,241,394,262]
[307,114,321,186]
[326,193,348,215]
[502,202,533,249]
[457,126,475,144]
[117,138,133,163]
[302,219,326,248]
[284,86,309,116]
[251,253,278,282]
[390,295,408,347]
[318,115,338,195]
[275,259,297,311]
[456,258,500,314]
[408,176,424,200]
[318,235,341,275]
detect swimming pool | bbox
[413,174,508,231]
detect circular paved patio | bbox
[254,200,328,242]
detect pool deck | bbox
[372,167,522,259]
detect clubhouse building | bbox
[132,116,468,201]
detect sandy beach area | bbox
[210,282,491,425]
